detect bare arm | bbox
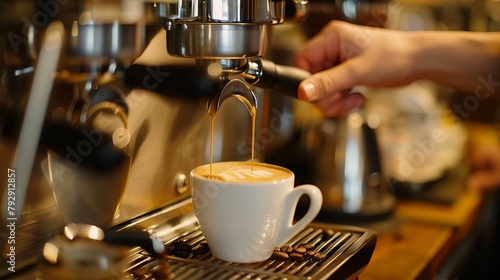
[412,31,500,93]
[294,20,500,116]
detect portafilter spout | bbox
[204,57,311,109]
[208,79,258,116]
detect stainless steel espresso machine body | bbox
[1,1,377,279]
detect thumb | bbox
[298,58,365,101]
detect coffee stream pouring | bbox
[0,1,385,277]
[208,79,259,174]
[147,0,312,178]
[207,78,259,176]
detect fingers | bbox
[293,21,346,73]
[297,56,366,102]
[293,39,338,74]
[294,20,370,114]
[312,92,365,117]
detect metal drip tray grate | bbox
[120,199,377,280]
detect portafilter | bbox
[141,0,311,105]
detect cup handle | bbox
[276,184,323,247]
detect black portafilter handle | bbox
[246,59,312,98]
[103,229,165,257]
[124,60,311,99]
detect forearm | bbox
[411,31,500,94]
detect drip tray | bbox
[119,199,377,280]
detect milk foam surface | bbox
[194,162,291,183]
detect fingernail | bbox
[302,82,317,100]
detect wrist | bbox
[410,31,460,81]
[410,31,500,93]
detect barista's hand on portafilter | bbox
[294,20,500,117]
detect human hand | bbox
[293,20,420,116]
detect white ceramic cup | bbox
[190,161,323,263]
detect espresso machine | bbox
[1,1,377,279]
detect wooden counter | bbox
[359,189,487,280]
[359,122,500,279]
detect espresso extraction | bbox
[0,0,384,278]
[206,78,258,180]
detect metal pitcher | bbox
[305,109,396,222]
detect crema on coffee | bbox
[193,161,291,183]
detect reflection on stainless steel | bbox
[63,223,105,241]
[121,199,377,280]
[0,0,382,278]
[41,224,128,280]
[41,238,128,280]
[305,110,396,220]
[207,0,283,22]
[208,79,257,115]
[11,199,376,279]
[4,21,64,222]
[144,0,200,21]
[162,0,285,59]
[163,0,305,79]
[65,23,142,66]
[47,146,130,228]
[167,22,268,59]
[0,0,145,276]
[23,1,145,70]
[118,88,208,219]
[162,0,312,168]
